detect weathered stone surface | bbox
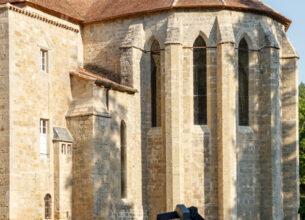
[0,4,299,220]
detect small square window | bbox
[41,49,48,73]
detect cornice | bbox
[4,3,79,33]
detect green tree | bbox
[299,82,305,190]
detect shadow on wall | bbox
[64,80,136,219]
[192,13,298,220]
[84,63,121,84]
[91,95,135,219]
[63,12,298,220]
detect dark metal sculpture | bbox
[157,204,205,220]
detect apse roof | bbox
[0,0,292,30]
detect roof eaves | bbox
[70,69,138,94]
[95,79,138,94]
[3,0,84,23]
[83,7,172,24]
[83,3,291,31]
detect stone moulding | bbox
[3,3,79,33]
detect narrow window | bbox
[238,38,249,126]
[61,144,66,155]
[120,120,127,198]
[193,36,207,125]
[106,89,109,110]
[151,40,161,127]
[44,194,52,219]
[40,119,48,157]
[67,144,72,155]
[41,49,48,73]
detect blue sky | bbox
[263,0,305,83]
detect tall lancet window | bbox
[151,40,161,127]
[238,38,249,126]
[193,36,207,125]
[121,120,127,199]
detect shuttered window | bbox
[40,119,48,157]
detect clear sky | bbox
[263,0,305,84]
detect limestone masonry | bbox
[0,0,299,219]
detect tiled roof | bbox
[0,0,291,30]
[53,127,74,143]
[0,0,84,21]
[84,0,173,21]
[70,67,138,94]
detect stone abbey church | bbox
[0,0,299,219]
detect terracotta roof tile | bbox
[65,0,95,18]
[0,0,84,21]
[85,0,173,22]
[0,0,291,30]
[74,67,118,84]
[174,0,224,7]
[71,67,138,94]
[83,0,291,30]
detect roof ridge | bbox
[63,0,84,20]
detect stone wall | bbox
[182,47,216,219]
[83,9,298,220]
[0,8,9,220]
[0,4,297,220]
[67,116,94,220]
[280,34,299,220]
[147,128,166,219]
[67,73,145,219]
[54,142,73,220]
[8,6,79,220]
[83,13,168,84]
[191,126,210,216]
[93,88,144,220]
[237,127,256,219]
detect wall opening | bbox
[40,119,48,157]
[151,40,161,127]
[193,36,207,125]
[121,120,127,198]
[238,38,249,126]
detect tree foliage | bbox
[299,83,305,186]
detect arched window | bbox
[151,40,161,127]
[120,120,127,198]
[238,38,249,126]
[193,36,207,125]
[44,194,52,219]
